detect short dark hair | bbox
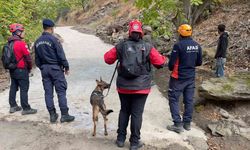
[218,24,226,32]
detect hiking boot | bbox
[167,124,184,133]
[9,106,22,113]
[22,108,37,115]
[130,141,144,150]
[116,140,125,148]
[183,123,191,131]
[60,114,75,123]
[49,109,58,123]
[50,113,59,123]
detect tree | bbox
[134,0,220,37]
[0,0,75,48]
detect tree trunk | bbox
[182,0,192,24]
[191,0,212,25]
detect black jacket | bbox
[34,32,69,70]
[215,32,229,58]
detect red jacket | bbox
[8,36,32,70]
[104,46,166,94]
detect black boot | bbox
[9,106,22,113]
[21,108,37,115]
[49,109,58,123]
[116,140,125,148]
[183,122,191,131]
[167,123,184,133]
[130,141,144,150]
[60,113,75,123]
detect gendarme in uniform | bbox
[34,19,74,123]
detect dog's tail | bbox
[105,109,114,115]
[100,104,113,115]
[100,108,113,116]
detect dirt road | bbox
[0,27,207,150]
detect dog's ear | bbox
[100,77,102,81]
[96,79,100,84]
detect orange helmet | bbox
[178,24,192,37]
[9,23,24,33]
[129,20,144,37]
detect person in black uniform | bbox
[35,19,74,123]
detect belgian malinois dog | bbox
[90,77,113,136]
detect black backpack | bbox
[117,40,151,79]
[1,41,21,70]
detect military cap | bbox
[43,19,55,27]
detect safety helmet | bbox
[178,24,192,37]
[9,23,24,33]
[129,20,144,37]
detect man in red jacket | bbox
[104,20,167,150]
[8,23,37,115]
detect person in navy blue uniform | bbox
[35,19,74,123]
[167,24,202,133]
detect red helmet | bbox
[9,23,24,33]
[129,20,144,37]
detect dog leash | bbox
[105,61,119,97]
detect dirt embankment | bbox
[60,0,249,73]
[0,62,9,92]
[194,0,250,72]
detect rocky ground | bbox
[1,120,177,150]
[154,67,250,150]
[194,1,250,72]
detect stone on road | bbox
[0,27,207,150]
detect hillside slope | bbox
[194,0,249,72]
[60,0,249,73]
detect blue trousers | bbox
[215,58,226,77]
[168,77,195,125]
[40,65,69,115]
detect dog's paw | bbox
[92,133,96,136]
[104,132,108,136]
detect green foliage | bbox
[0,0,79,48]
[191,0,203,6]
[135,0,178,38]
[134,0,218,38]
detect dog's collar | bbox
[91,91,104,98]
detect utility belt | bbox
[41,62,59,65]
[40,64,64,72]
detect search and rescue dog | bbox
[90,78,113,136]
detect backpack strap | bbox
[115,39,127,62]
[142,41,152,72]
[9,41,24,66]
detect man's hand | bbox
[65,70,70,76]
